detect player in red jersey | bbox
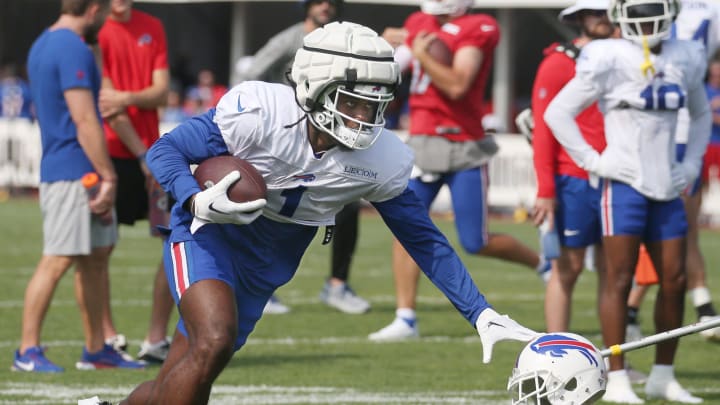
[97,0,173,363]
[370,0,547,341]
[530,0,613,334]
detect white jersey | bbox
[213,81,413,226]
[545,38,711,200]
[674,0,720,57]
[673,0,720,143]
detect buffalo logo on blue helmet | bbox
[530,334,599,366]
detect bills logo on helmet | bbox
[530,334,599,366]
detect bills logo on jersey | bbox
[138,34,153,46]
[292,174,316,182]
[530,334,599,366]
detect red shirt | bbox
[98,9,168,159]
[531,42,606,199]
[405,12,499,141]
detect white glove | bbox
[475,308,540,364]
[672,162,698,195]
[586,152,638,188]
[514,108,534,144]
[191,170,266,226]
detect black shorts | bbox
[112,158,148,225]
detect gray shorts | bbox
[40,180,118,256]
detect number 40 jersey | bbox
[546,38,711,201]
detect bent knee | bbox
[192,328,237,363]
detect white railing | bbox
[3,119,719,225]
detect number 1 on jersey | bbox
[279,186,308,217]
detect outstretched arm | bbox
[372,188,539,362]
[372,188,489,324]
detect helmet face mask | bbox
[507,333,607,405]
[311,83,394,149]
[421,0,473,17]
[291,21,401,150]
[609,0,679,47]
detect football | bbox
[427,37,452,66]
[193,155,267,203]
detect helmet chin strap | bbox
[640,35,656,78]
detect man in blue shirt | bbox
[14,0,143,373]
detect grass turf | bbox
[1,198,719,404]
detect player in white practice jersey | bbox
[102,22,538,405]
[545,0,711,403]
[626,0,720,343]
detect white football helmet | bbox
[609,0,680,48]
[508,332,607,405]
[290,21,400,150]
[421,0,473,18]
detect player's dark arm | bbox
[146,109,229,208]
[372,188,490,325]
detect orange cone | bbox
[634,244,658,285]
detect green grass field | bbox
[1,198,719,404]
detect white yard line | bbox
[0,382,508,404]
[0,292,550,309]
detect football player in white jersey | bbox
[545,0,711,403]
[106,22,538,405]
[627,0,720,344]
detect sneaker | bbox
[626,323,644,343]
[105,334,135,362]
[368,317,419,341]
[76,344,146,370]
[12,346,64,373]
[319,281,370,314]
[646,378,702,403]
[105,334,128,352]
[603,370,644,404]
[536,257,552,284]
[475,308,540,364]
[138,338,171,363]
[699,315,720,342]
[78,396,112,405]
[263,294,290,314]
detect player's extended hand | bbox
[191,170,266,225]
[475,308,540,364]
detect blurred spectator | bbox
[0,63,34,120]
[161,86,190,124]
[183,69,226,116]
[97,0,173,364]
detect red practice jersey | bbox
[404,12,499,141]
[98,9,168,159]
[531,42,606,199]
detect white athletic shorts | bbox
[40,180,117,255]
